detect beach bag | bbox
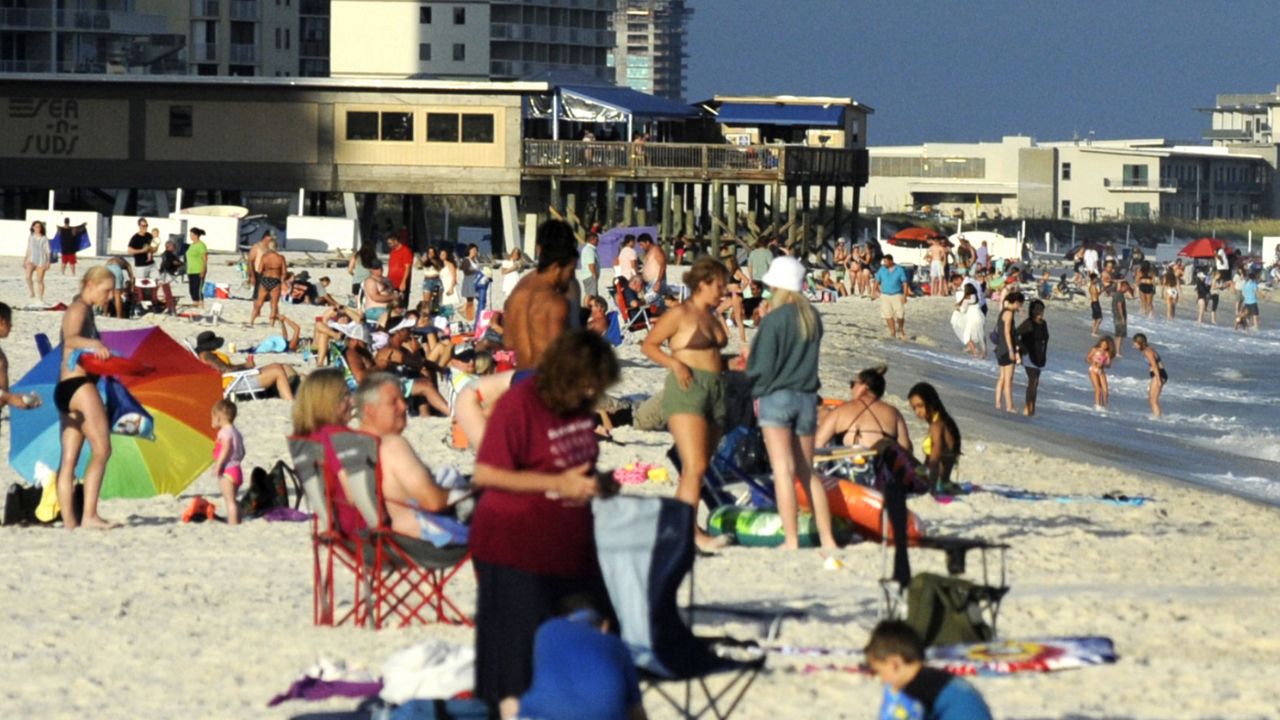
[731,426,770,476]
[241,462,291,518]
[906,573,995,647]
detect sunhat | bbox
[194,331,224,353]
[760,256,806,293]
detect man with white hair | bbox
[354,372,452,540]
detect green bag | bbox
[906,572,996,647]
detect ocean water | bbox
[850,300,1280,506]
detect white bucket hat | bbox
[761,256,806,293]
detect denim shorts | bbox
[757,389,818,436]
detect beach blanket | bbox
[266,677,383,707]
[771,636,1118,676]
[954,483,1152,506]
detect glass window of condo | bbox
[453,43,465,62]
[428,113,460,142]
[1060,200,1071,218]
[462,114,494,143]
[346,112,379,141]
[420,6,431,23]
[381,113,414,142]
[419,43,431,61]
[454,6,465,24]
[170,106,193,138]
[1061,162,1071,181]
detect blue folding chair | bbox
[34,332,52,358]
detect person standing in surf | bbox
[1112,279,1133,357]
[1086,336,1116,412]
[1132,334,1167,417]
[993,291,1024,414]
[1017,299,1049,416]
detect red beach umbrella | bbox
[1177,237,1225,259]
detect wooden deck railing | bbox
[522,140,867,185]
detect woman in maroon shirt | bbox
[471,329,620,717]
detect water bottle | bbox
[26,392,41,408]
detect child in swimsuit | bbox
[1086,336,1115,411]
[212,399,247,524]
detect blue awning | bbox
[560,85,699,120]
[715,103,844,127]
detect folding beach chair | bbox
[877,475,1011,646]
[198,302,224,325]
[223,369,269,400]
[329,430,472,629]
[612,277,658,340]
[288,436,368,627]
[594,495,769,720]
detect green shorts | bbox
[662,367,727,426]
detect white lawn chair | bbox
[198,302,224,325]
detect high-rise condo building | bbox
[610,0,690,100]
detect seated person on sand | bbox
[585,295,610,336]
[907,382,961,492]
[619,274,662,325]
[372,317,450,416]
[354,373,457,540]
[105,255,134,318]
[194,330,297,400]
[285,271,322,305]
[815,365,912,453]
[313,304,364,363]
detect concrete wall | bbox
[286,215,356,253]
[0,98,129,160]
[24,210,107,256]
[108,216,184,255]
[1056,146,1162,221]
[1017,147,1057,218]
[145,100,320,163]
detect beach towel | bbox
[772,635,1118,676]
[380,640,475,705]
[254,335,289,353]
[947,483,1152,506]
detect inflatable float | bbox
[796,476,925,543]
[706,506,854,548]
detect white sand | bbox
[1,255,1278,719]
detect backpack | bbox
[239,461,293,518]
[3,482,83,526]
[906,572,996,647]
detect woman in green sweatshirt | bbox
[746,257,838,550]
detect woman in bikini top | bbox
[815,366,912,453]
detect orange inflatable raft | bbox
[795,476,925,543]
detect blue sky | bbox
[686,0,1280,145]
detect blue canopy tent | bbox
[714,102,845,127]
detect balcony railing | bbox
[1104,177,1178,192]
[229,43,260,64]
[523,140,868,185]
[0,7,53,28]
[191,0,220,18]
[0,59,54,73]
[229,0,260,21]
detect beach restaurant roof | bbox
[700,94,875,127]
[526,83,699,124]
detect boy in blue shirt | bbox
[518,599,645,720]
[865,620,992,720]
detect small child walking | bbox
[212,399,246,524]
[1086,335,1116,411]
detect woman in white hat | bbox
[746,256,838,550]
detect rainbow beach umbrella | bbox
[10,327,222,498]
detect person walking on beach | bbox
[0,302,42,412]
[1017,299,1049,416]
[504,220,578,370]
[576,232,600,303]
[23,220,51,304]
[126,217,157,281]
[994,291,1024,413]
[1086,335,1116,411]
[638,233,667,296]
[747,257,838,551]
[1241,271,1261,329]
[1132,334,1167,418]
[1112,279,1133,356]
[55,266,119,529]
[185,227,208,310]
[1087,273,1104,336]
[249,238,287,327]
[641,258,731,551]
[1136,261,1157,318]
[873,254,912,340]
[927,240,949,297]
[245,231,274,298]
[57,218,79,276]
[1162,265,1180,319]
[950,282,986,357]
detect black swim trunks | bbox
[1090,301,1103,320]
[260,277,282,293]
[54,375,99,413]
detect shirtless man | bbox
[249,239,287,327]
[638,233,667,295]
[373,320,450,416]
[1087,272,1104,336]
[354,373,450,539]
[815,365,912,452]
[245,230,276,295]
[503,219,578,370]
[927,240,949,297]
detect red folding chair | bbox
[288,435,368,627]
[328,430,473,629]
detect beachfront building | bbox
[610,0,691,101]
[329,0,614,82]
[863,136,1271,222]
[0,0,330,77]
[1197,86,1280,217]
[0,0,184,74]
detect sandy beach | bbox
[1,254,1278,719]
